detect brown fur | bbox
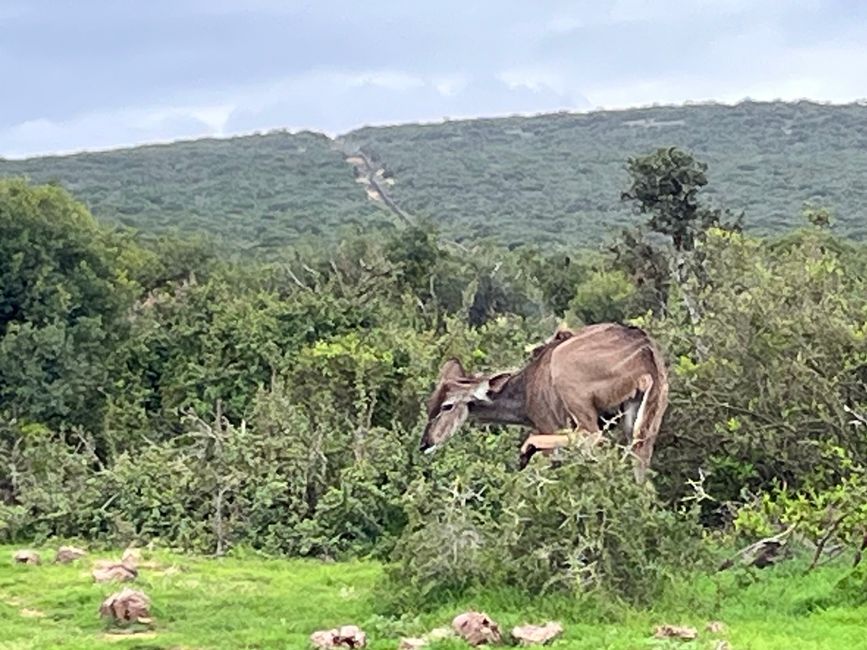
[420,322,669,483]
[529,327,574,360]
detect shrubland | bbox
[1,146,866,614]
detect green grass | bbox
[1,544,865,649]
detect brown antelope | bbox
[418,322,669,482]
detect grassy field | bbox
[1,544,865,649]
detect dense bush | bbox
[650,227,867,509]
[0,396,415,557]
[381,436,705,611]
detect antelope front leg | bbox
[518,433,576,469]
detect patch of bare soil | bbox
[0,592,23,607]
[101,631,158,642]
[19,608,45,618]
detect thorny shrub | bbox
[380,434,706,612]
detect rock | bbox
[452,611,502,646]
[398,638,427,650]
[706,621,726,634]
[653,624,698,640]
[92,562,138,583]
[310,630,335,648]
[99,588,152,626]
[55,546,87,564]
[13,550,40,565]
[309,624,367,648]
[511,621,563,645]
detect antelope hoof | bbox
[518,445,537,470]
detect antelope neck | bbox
[468,371,533,426]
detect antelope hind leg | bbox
[627,374,655,482]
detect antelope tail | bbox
[632,342,670,483]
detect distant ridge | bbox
[3,100,865,249]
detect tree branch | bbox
[843,404,867,428]
[717,523,797,572]
[805,513,847,573]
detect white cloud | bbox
[0,102,233,159]
[432,74,470,97]
[545,0,827,36]
[0,68,475,157]
[583,21,867,111]
[498,66,569,95]
[137,104,234,133]
[497,66,591,108]
[348,71,425,91]
[608,0,729,23]
[586,79,682,110]
[3,1,866,157]
[545,12,584,34]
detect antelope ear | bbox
[438,358,466,381]
[471,372,511,401]
[488,372,512,393]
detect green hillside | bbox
[0,130,390,249]
[3,101,867,248]
[344,100,867,245]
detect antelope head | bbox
[418,358,510,453]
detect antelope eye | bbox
[441,403,455,412]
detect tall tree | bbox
[623,148,720,252]
[620,148,742,358]
[0,179,133,431]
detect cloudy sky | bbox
[2,0,866,158]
